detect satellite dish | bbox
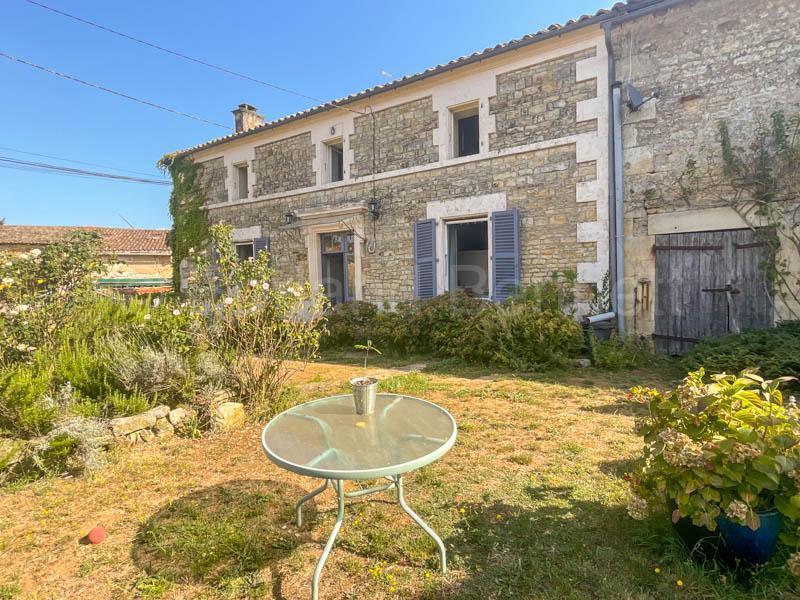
[626,84,647,111]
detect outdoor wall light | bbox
[368,197,380,221]
[284,211,296,226]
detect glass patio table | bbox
[261,393,457,600]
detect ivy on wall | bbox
[158,154,208,290]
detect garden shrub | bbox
[404,292,485,356]
[682,322,800,388]
[590,333,655,370]
[476,305,584,369]
[0,362,56,437]
[321,301,378,349]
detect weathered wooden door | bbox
[653,228,773,354]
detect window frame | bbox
[449,101,480,159]
[234,163,249,200]
[443,216,490,299]
[324,138,345,183]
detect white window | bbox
[445,218,489,298]
[235,164,249,200]
[451,102,480,158]
[235,242,254,261]
[326,139,344,182]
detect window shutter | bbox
[413,218,437,299]
[253,237,269,256]
[491,208,520,303]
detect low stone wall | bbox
[109,405,190,444]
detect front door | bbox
[320,232,355,306]
[653,228,773,354]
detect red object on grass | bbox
[87,526,107,544]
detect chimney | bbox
[232,103,264,133]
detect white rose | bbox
[223,297,234,305]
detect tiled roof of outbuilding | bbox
[171,0,662,158]
[0,225,170,255]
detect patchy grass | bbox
[0,358,795,598]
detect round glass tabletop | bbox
[261,394,457,480]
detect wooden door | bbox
[653,228,773,354]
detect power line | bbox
[22,0,365,116]
[0,155,172,185]
[0,51,231,130]
[0,145,166,179]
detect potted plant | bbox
[627,369,800,571]
[350,340,382,415]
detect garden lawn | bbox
[0,357,797,599]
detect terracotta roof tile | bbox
[0,225,170,255]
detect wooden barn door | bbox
[653,228,773,354]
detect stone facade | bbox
[209,143,596,303]
[612,0,800,333]
[187,28,610,309]
[196,157,227,204]
[252,132,315,195]
[490,48,598,150]
[350,96,439,177]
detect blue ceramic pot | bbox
[716,509,783,565]
[673,507,783,567]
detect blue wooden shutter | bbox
[413,219,437,299]
[491,208,520,303]
[253,237,269,256]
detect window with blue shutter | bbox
[413,218,437,299]
[491,208,520,303]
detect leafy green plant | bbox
[590,333,654,370]
[683,322,800,390]
[354,340,382,369]
[628,369,800,574]
[0,361,56,437]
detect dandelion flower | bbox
[654,567,661,573]
[676,580,684,587]
[36,278,44,284]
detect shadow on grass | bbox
[131,479,312,598]
[424,488,644,600]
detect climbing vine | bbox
[158,153,208,290]
[671,111,800,320]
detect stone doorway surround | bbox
[296,202,367,302]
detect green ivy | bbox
[158,154,208,290]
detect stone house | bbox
[172,0,800,349]
[0,225,172,292]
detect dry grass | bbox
[0,359,795,599]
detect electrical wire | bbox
[0,51,231,130]
[0,145,166,179]
[0,155,172,185]
[23,0,365,116]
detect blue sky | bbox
[0,0,604,229]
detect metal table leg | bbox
[296,479,329,527]
[311,479,344,600]
[394,475,447,573]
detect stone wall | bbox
[252,132,315,195]
[350,96,439,177]
[490,48,598,151]
[613,0,800,333]
[196,157,227,204]
[208,143,596,304]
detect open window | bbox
[326,139,344,182]
[320,232,354,305]
[235,164,249,200]
[446,220,489,297]
[451,102,480,158]
[234,238,269,261]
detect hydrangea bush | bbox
[627,369,800,573]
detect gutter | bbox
[601,0,692,333]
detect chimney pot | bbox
[232,103,264,133]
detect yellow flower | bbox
[654,567,661,573]
[36,278,44,284]
[676,579,684,587]
[459,508,465,514]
